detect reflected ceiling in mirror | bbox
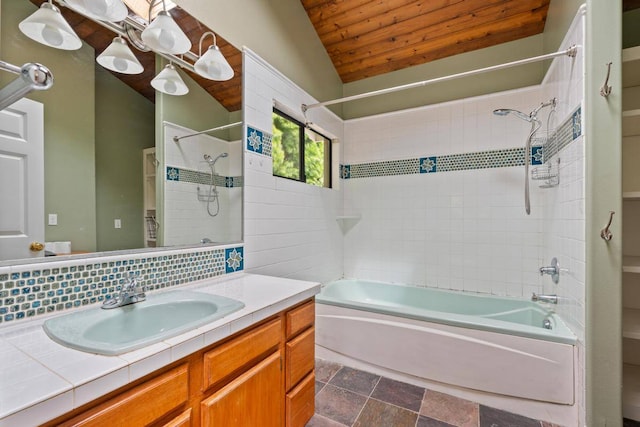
[28,0,243,109]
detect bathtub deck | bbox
[308,359,560,427]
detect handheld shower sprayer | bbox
[203,152,228,166]
[200,152,229,217]
[492,98,557,215]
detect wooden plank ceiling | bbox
[303,0,640,84]
[29,0,242,111]
[301,0,552,83]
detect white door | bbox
[0,98,44,261]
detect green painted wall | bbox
[95,66,155,252]
[543,0,585,53]
[175,0,343,116]
[623,9,640,49]
[586,0,622,425]
[341,35,545,119]
[2,0,97,252]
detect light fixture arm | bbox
[147,0,167,23]
[198,31,217,57]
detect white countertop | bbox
[0,273,320,427]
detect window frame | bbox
[272,108,332,188]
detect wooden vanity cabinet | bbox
[43,298,315,427]
[285,300,315,427]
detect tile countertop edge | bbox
[0,273,321,426]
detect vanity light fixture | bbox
[63,0,128,23]
[17,0,235,95]
[96,36,144,74]
[151,63,188,95]
[141,0,191,54]
[194,32,233,81]
[18,0,82,50]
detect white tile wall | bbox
[163,123,242,245]
[242,49,344,284]
[540,9,586,425]
[343,86,550,297]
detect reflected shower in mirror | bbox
[0,0,243,264]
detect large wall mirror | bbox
[0,0,243,265]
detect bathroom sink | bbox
[43,290,245,355]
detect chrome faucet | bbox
[102,274,146,309]
[531,293,558,304]
[539,257,560,284]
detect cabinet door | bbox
[201,352,282,427]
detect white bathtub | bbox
[315,279,576,407]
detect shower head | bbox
[203,152,229,166]
[492,108,533,122]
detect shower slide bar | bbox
[301,46,578,113]
[0,60,54,111]
[173,121,243,142]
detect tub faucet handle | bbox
[539,257,560,284]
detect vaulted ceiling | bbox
[302,0,640,84]
[26,1,640,108]
[29,0,242,111]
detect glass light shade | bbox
[18,2,82,50]
[97,37,143,74]
[64,0,128,22]
[151,64,188,95]
[141,11,191,54]
[194,45,234,81]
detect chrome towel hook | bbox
[600,62,612,97]
[601,211,615,241]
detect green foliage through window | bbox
[272,110,331,188]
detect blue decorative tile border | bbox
[246,125,273,157]
[225,247,244,274]
[166,166,243,188]
[0,245,244,325]
[342,106,582,180]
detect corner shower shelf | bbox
[336,215,361,234]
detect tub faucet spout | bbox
[531,293,558,304]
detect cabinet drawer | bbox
[162,408,191,427]
[286,326,315,390]
[286,300,315,339]
[286,372,315,427]
[204,318,281,390]
[201,352,283,427]
[62,364,189,427]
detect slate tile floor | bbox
[307,359,562,427]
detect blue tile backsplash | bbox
[0,244,244,325]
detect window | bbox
[272,109,331,188]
